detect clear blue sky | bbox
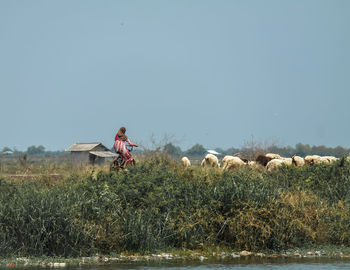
[1,0,349,151]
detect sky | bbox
[0,0,349,151]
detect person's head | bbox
[119,127,126,134]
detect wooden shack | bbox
[66,142,117,165]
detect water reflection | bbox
[6,258,350,270]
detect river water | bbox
[5,258,350,270]
[41,258,350,270]
[88,261,349,269]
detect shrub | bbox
[1,157,350,256]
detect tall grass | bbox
[1,155,350,257]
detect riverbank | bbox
[2,246,350,268]
[1,155,350,260]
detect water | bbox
[92,261,350,269]
[98,262,350,269]
[6,258,350,270]
[43,259,350,270]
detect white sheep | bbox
[319,156,331,164]
[265,153,281,159]
[266,159,284,171]
[322,156,338,163]
[292,155,305,167]
[248,161,256,166]
[201,153,220,168]
[304,155,321,165]
[181,157,191,167]
[221,155,245,171]
[280,157,293,166]
[221,155,233,166]
[266,158,292,171]
[247,160,262,169]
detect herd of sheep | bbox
[181,153,343,172]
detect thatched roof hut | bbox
[66,142,117,165]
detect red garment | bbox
[115,132,131,144]
[114,132,133,162]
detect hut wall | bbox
[95,157,106,165]
[71,152,90,165]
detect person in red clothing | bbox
[113,127,138,165]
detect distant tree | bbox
[291,143,349,158]
[186,144,206,156]
[311,145,328,156]
[295,143,310,157]
[26,145,46,155]
[333,146,348,157]
[12,147,20,154]
[266,145,295,157]
[1,146,12,153]
[163,143,182,157]
[267,145,284,155]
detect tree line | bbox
[162,142,350,159]
[1,142,349,158]
[1,145,61,155]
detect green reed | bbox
[0,155,350,257]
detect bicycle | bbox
[110,144,136,172]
